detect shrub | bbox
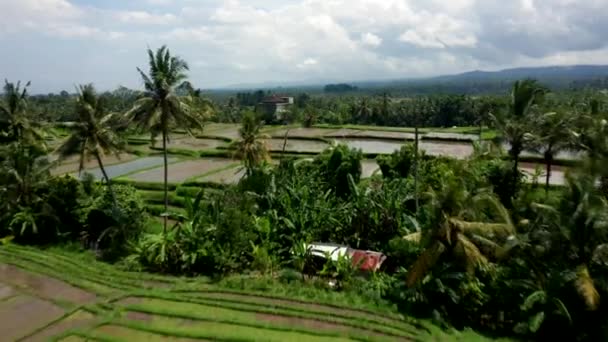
[376,144,416,179]
[315,144,362,198]
[83,184,147,260]
[45,175,86,240]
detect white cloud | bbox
[2,0,608,92]
[297,58,319,69]
[360,33,382,47]
[115,11,177,25]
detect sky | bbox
[1,0,608,93]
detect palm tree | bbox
[0,80,44,145]
[530,111,574,193]
[0,142,54,237]
[234,111,270,176]
[127,46,204,232]
[405,181,516,287]
[56,84,124,189]
[531,173,605,312]
[492,80,547,195]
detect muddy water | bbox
[335,138,473,158]
[520,162,567,185]
[361,160,380,178]
[419,141,473,159]
[264,139,329,153]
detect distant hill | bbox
[431,65,608,82]
[215,65,608,95]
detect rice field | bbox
[166,137,227,151]
[128,158,236,183]
[264,138,329,153]
[51,153,137,176]
[361,160,381,178]
[197,165,245,184]
[0,244,474,341]
[71,156,179,180]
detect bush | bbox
[376,144,417,179]
[132,188,258,275]
[45,176,86,240]
[315,144,362,198]
[83,184,147,260]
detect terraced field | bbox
[128,159,237,183]
[0,244,478,341]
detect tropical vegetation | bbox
[0,46,607,341]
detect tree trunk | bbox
[545,154,552,195]
[511,148,520,201]
[95,152,115,201]
[162,124,169,234]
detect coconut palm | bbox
[0,80,44,145]
[529,111,575,193]
[531,173,606,311]
[0,142,55,237]
[491,80,547,195]
[56,84,124,188]
[405,181,516,287]
[127,46,204,232]
[234,111,270,176]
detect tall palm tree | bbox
[0,80,44,145]
[530,111,574,193]
[491,80,547,196]
[234,111,270,176]
[127,46,204,232]
[405,181,515,287]
[56,84,124,188]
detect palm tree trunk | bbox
[511,149,520,201]
[162,124,169,234]
[545,155,552,195]
[94,152,115,201]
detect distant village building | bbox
[258,95,294,120]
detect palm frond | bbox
[406,241,446,287]
[454,234,488,274]
[574,265,600,310]
[449,218,514,240]
[404,231,422,243]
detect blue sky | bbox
[1,0,608,93]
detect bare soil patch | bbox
[0,295,65,341]
[0,283,15,300]
[0,264,96,305]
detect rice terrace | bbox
[2,1,608,340]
